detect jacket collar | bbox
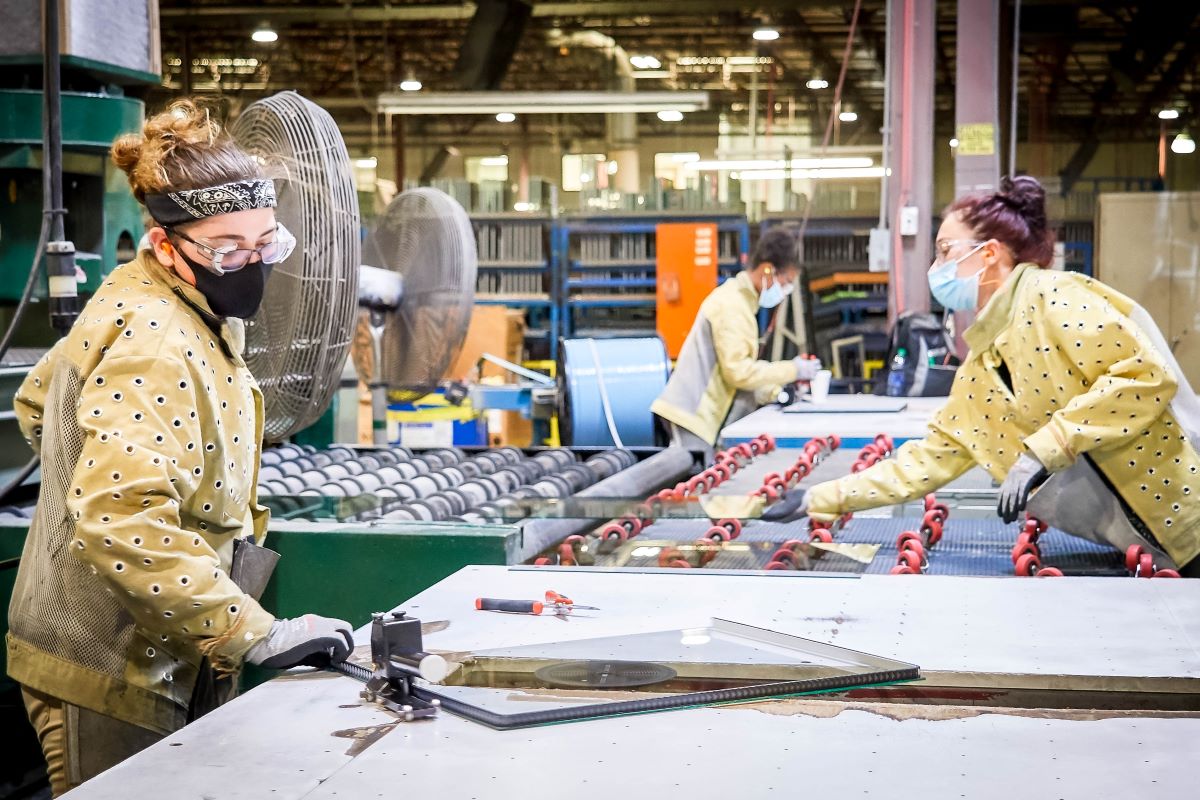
[132,250,246,365]
[734,270,759,303]
[964,262,1038,353]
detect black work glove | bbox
[245,614,355,670]
[760,488,808,523]
[997,453,1050,524]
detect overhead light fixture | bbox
[806,78,829,90]
[495,112,516,123]
[354,157,377,169]
[753,27,780,41]
[735,166,888,181]
[378,90,709,115]
[251,25,278,43]
[839,111,858,123]
[630,55,661,70]
[1159,109,1181,121]
[513,201,535,212]
[479,155,510,167]
[607,160,619,175]
[399,79,423,92]
[657,109,684,122]
[671,152,702,163]
[1171,133,1196,155]
[949,138,960,148]
[686,157,874,171]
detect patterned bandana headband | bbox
[145,179,277,226]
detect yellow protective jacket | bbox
[652,271,799,445]
[808,263,1200,566]
[6,251,276,735]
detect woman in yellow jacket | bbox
[801,177,1200,576]
[652,227,822,452]
[8,100,355,795]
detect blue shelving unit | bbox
[553,213,750,340]
[471,214,559,359]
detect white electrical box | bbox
[899,206,921,236]
[868,227,891,272]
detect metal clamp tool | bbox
[336,611,448,722]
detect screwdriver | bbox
[475,590,600,616]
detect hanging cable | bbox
[0,455,39,506]
[1009,0,1022,177]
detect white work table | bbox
[65,567,1200,799]
[720,395,944,448]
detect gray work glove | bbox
[997,453,1050,524]
[245,614,355,670]
[761,488,809,523]
[793,356,823,382]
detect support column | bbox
[954,0,1002,197]
[885,0,937,320]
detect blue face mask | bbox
[758,273,794,309]
[927,242,987,311]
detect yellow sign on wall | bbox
[956,123,996,156]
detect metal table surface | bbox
[720,395,943,448]
[64,567,1200,799]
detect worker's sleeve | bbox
[67,354,275,671]
[807,406,975,519]
[13,344,61,454]
[1023,289,1178,473]
[710,304,798,391]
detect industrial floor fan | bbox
[231,91,360,441]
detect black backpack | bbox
[878,312,960,397]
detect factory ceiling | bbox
[153,1,1198,158]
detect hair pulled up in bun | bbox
[946,174,1054,267]
[111,98,261,204]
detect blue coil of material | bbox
[560,337,669,447]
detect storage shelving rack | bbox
[554,212,750,340]
[470,213,558,360]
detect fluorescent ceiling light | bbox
[513,202,536,212]
[480,155,509,166]
[630,55,661,69]
[354,157,377,169]
[251,27,278,43]
[736,167,888,181]
[495,112,516,123]
[1158,109,1181,120]
[806,78,829,90]
[399,79,423,92]
[657,109,684,122]
[753,27,780,41]
[631,70,672,80]
[1171,133,1196,155]
[671,152,701,163]
[378,90,709,115]
[949,138,959,148]
[686,157,874,171]
[839,111,858,122]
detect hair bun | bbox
[998,175,1047,231]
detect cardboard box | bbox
[445,306,527,382]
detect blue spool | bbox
[560,337,669,447]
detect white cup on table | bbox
[810,369,832,404]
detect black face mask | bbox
[178,250,273,319]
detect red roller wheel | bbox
[759,434,777,453]
[668,559,693,569]
[685,476,708,496]
[715,518,743,538]
[924,507,948,529]
[795,452,814,471]
[762,471,784,487]
[930,504,950,524]
[784,467,801,485]
[899,538,926,561]
[897,548,923,572]
[924,493,938,511]
[655,488,678,505]
[1015,552,1041,577]
[827,434,841,450]
[850,461,868,474]
[693,540,719,566]
[703,525,733,542]
[564,534,586,547]
[768,478,788,494]
[1153,569,1181,579]
[770,548,799,565]
[712,463,731,483]
[1137,553,1155,578]
[600,523,629,543]
[897,530,923,550]
[558,543,577,567]
[634,503,655,527]
[618,515,643,536]
[1124,544,1146,572]
[840,512,855,525]
[736,443,754,460]
[748,439,764,457]
[890,564,916,575]
[1036,567,1064,577]
[765,560,791,570]
[657,547,683,568]
[757,485,780,502]
[1025,517,1049,535]
[810,528,834,544]
[533,557,553,566]
[921,518,944,547]
[1011,541,1040,565]
[781,539,807,551]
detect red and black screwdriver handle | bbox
[475,598,546,614]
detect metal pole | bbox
[1008,0,1021,177]
[43,0,79,337]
